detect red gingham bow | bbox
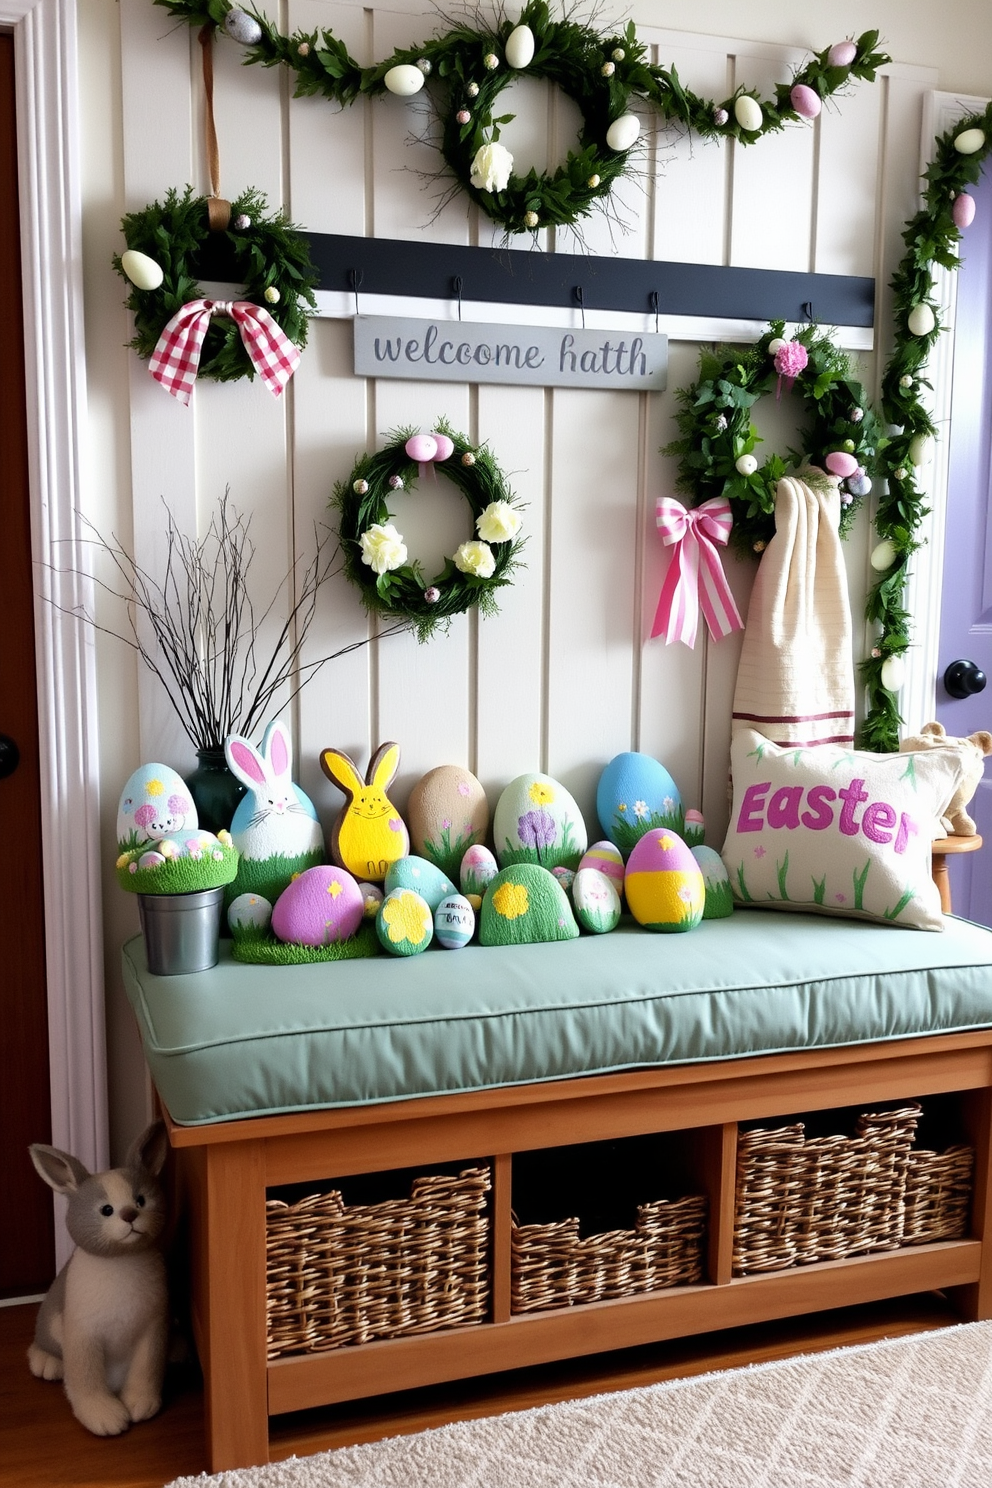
[652,496,744,648]
[148,299,301,405]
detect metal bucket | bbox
[138,888,224,976]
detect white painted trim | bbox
[6,0,108,1244]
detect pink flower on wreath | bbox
[774,340,808,379]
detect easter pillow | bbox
[722,730,967,931]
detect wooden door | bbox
[0,30,55,1296]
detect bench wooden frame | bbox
[165,1026,992,1472]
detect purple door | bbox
[938,165,992,923]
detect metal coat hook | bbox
[574,285,586,330]
[650,290,660,334]
[802,300,814,323]
[350,268,364,316]
[452,274,463,322]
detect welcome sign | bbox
[353,316,667,392]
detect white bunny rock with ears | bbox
[224,719,325,900]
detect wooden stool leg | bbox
[931,853,952,914]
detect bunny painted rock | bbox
[320,741,410,883]
[116,764,197,850]
[900,720,992,836]
[28,1122,169,1437]
[225,719,325,902]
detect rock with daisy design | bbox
[479,864,579,947]
[271,865,365,946]
[492,773,587,872]
[407,765,489,882]
[384,855,457,913]
[596,752,684,860]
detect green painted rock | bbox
[384,855,456,913]
[376,888,434,956]
[572,867,621,934]
[692,845,735,919]
[492,773,587,872]
[479,864,579,947]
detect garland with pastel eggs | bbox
[333,421,525,641]
[152,0,888,235]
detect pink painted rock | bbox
[271,865,364,946]
[828,40,857,67]
[790,84,821,119]
[953,193,977,229]
[825,450,859,479]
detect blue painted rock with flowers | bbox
[624,828,704,932]
[117,763,197,849]
[384,856,457,913]
[691,845,735,919]
[596,753,683,859]
[271,865,365,946]
[492,773,587,872]
[376,887,434,956]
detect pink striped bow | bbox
[148,299,301,405]
[652,496,744,647]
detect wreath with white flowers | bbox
[663,321,884,558]
[333,422,524,641]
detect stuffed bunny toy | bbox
[28,1121,169,1437]
[900,720,992,836]
[321,741,409,882]
[225,717,324,861]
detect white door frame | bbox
[6,0,108,1200]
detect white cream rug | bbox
[166,1321,992,1488]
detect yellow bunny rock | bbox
[321,741,410,882]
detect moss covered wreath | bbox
[333,422,525,641]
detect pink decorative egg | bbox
[405,434,438,464]
[577,841,625,886]
[790,83,821,119]
[624,828,704,933]
[824,450,859,479]
[953,193,976,229]
[827,40,857,67]
[271,865,364,946]
[432,433,455,462]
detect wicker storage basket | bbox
[265,1166,491,1358]
[733,1104,974,1275]
[511,1193,707,1313]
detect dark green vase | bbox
[184,748,246,835]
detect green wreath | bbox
[664,321,884,558]
[113,186,318,382]
[333,421,525,642]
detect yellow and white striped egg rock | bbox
[624,828,705,933]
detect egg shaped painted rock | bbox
[377,888,434,955]
[624,829,704,933]
[157,829,221,859]
[572,867,621,934]
[596,753,682,859]
[691,846,735,920]
[271,865,364,946]
[407,765,489,881]
[551,866,575,893]
[228,892,273,933]
[734,95,763,133]
[120,248,164,291]
[434,893,476,949]
[117,763,197,848]
[357,881,384,918]
[138,850,166,871]
[577,840,625,888]
[493,773,587,872]
[460,843,499,897]
[480,864,579,947]
[384,855,457,913]
[384,63,425,96]
[683,809,705,848]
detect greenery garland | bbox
[114,186,318,382]
[152,0,888,235]
[333,420,525,642]
[663,321,883,558]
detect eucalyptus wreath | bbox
[152,0,888,235]
[663,322,883,558]
[333,421,525,641]
[114,186,318,381]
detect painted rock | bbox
[357,882,384,918]
[117,763,197,848]
[492,773,587,872]
[434,893,476,949]
[157,829,222,859]
[624,829,704,933]
[596,753,682,859]
[408,765,489,881]
[577,841,625,888]
[480,864,579,947]
[228,893,273,933]
[138,851,166,871]
[376,888,434,955]
[683,809,705,848]
[572,867,622,934]
[551,866,575,893]
[461,843,500,897]
[271,866,364,946]
[384,855,457,913]
[691,846,735,920]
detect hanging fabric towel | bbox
[732,474,855,747]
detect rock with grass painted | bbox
[492,773,587,872]
[357,882,384,918]
[691,845,735,919]
[225,720,325,906]
[117,763,197,850]
[271,865,365,947]
[408,765,489,881]
[479,864,579,946]
[434,893,476,948]
[683,809,705,848]
[624,828,704,932]
[577,841,625,890]
[460,843,499,899]
[116,828,238,894]
[376,887,434,956]
[228,893,273,934]
[596,753,683,859]
[384,855,457,913]
[572,867,621,933]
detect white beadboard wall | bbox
[118,0,936,845]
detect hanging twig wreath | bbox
[114,186,318,388]
[663,322,883,558]
[333,421,525,641]
[152,0,888,235]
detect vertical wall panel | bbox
[288,0,369,234]
[647,39,731,267]
[729,47,815,272]
[814,82,884,279]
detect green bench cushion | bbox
[121,910,992,1126]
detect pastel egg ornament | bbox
[120,249,164,292]
[824,450,859,479]
[377,888,434,956]
[827,40,858,67]
[357,882,384,919]
[577,841,625,889]
[691,846,735,919]
[434,893,476,949]
[907,303,936,337]
[683,809,705,848]
[953,127,986,156]
[271,866,364,947]
[460,843,499,898]
[735,454,758,476]
[572,868,622,934]
[596,752,683,859]
[624,829,705,933]
[790,83,821,119]
[953,193,977,230]
[224,7,263,45]
[228,893,273,935]
[734,95,763,134]
[908,433,933,467]
[384,64,426,97]
[606,114,640,152]
[505,24,536,69]
[880,655,906,693]
[870,539,898,571]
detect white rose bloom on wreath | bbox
[453,540,496,578]
[476,500,521,543]
[360,522,407,575]
[470,142,513,194]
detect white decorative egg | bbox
[734,95,763,133]
[460,843,499,897]
[138,851,166,871]
[870,539,897,571]
[224,8,263,45]
[505,24,535,69]
[908,433,933,467]
[953,128,986,156]
[228,893,273,933]
[606,114,640,152]
[767,337,786,355]
[907,303,936,337]
[735,454,758,476]
[572,868,621,934]
[384,64,426,96]
[880,655,906,692]
[434,893,476,949]
[120,249,164,292]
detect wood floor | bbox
[0,1292,969,1486]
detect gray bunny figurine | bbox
[27,1120,169,1436]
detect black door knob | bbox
[943,659,988,699]
[0,734,20,779]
